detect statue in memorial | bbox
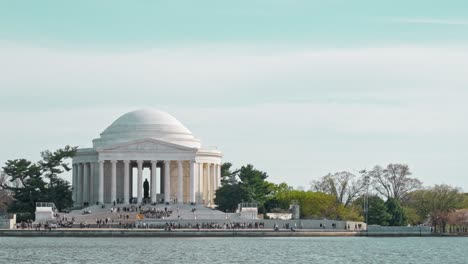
[143,179,150,199]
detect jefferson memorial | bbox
[71,108,223,207]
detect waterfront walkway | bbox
[0,228,360,237]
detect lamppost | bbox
[364,175,370,226]
[360,170,370,228]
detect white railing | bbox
[36,202,56,208]
[148,212,239,220]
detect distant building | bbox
[72,108,223,207]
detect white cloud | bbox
[0,43,467,190]
[387,17,468,26]
[1,43,468,101]
[1,101,467,190]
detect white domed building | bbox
[72,108,222,207]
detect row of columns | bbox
[73,162,94,207]
[73,160,221,206]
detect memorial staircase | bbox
[60,205,139,227]
[59,203,257,227]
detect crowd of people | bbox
[135,221,266,230]
[110,206,138,213]
[17,215,74,230]
[140,207,173,219]
[16,220,58,230]
[16,220,34,229]
[55,215,74,228]
[74,217,134,228]
[194,222,266,230]
[34,221,57,230]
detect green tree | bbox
[408,185,464,233]
[215,163,363,221]
[237,164,273,211]
[39,146,76,184]
[1,146,77,218]
[220,162,239,186]
[214,184,243,212]
[385,198,408,226]
[2,159,44,214]
[215,164,273,213]
[276,190,330,218]
[403,206,424,226]
[274,189,361,221]
[462,193,468,208]
[264,182,292,212]
[45,177,74,212]
[354,195,391,225]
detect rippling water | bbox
[0,237,467,264]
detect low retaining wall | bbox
[0,229,359,237]
[0,215,16,229]
[365,225,432,237]
[0,226,441,237]
[137,219,365,231]
[0,219,10,229]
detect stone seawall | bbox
[365,225,432,237]
[362,232,433,237]
[0,229,359,237]
[0,229,444,238]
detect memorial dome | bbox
[93,108,201,148]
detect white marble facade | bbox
[72,108,222,207]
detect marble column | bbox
[83,162,89,205]
[218,164,222,188]
[89,163,94,205]
[77,163,83,206]
[123,160,130,204]
[206,163,211,204]
[212,163,217,198]
[72,164,77,204]
[164,161,171,203]
[194,162,199,203]
[177,161,183,204]
[98,161,104,204]
[216,164,221,189]
[137,160,143,203]
[211,163,215,202]
[111,160,117,204]
[213,163,217,190]
[189,160,196,203]
[198,163,204,204]
[151,160,157,203]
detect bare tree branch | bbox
[311,171,366,207]
[369,164,422,201]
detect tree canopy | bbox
[353,195,391,226]
[273,188,361,220]
[311,171,365,207]
[220,162,239,186]
[368,164,422,201]
[1,146,77,218]
[0,171,13,215]
[213,160,466,230]
[385,198,408,226]
[215,164,273,213]
[407,185,464,232]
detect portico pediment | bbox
[98,138,197,153]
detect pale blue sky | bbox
[0,0,467,190]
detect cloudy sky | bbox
[0,0,467,190]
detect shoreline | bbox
[0,229,447,238]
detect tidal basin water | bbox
[1,237,467,264]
